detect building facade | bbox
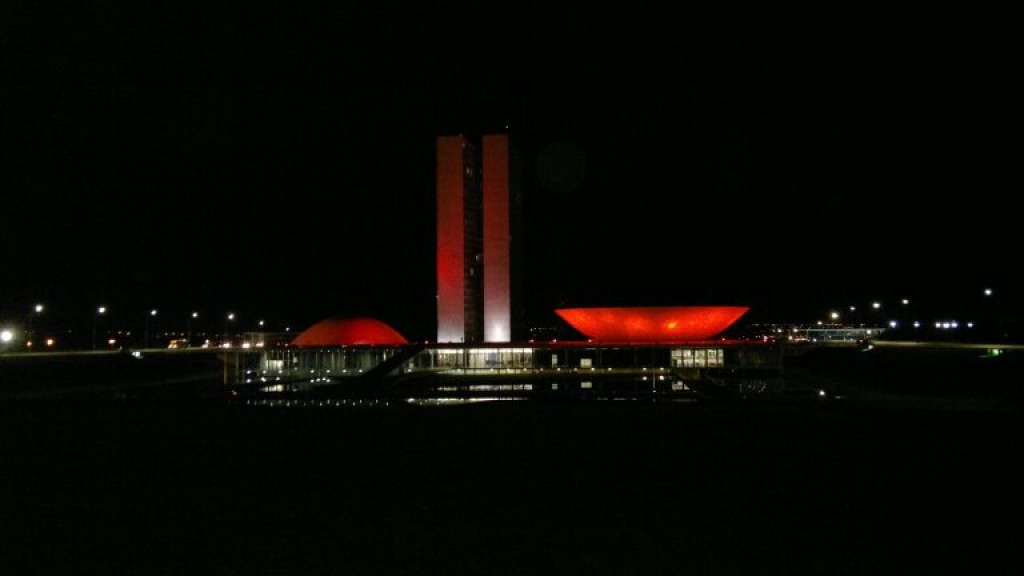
[437,133,519,343]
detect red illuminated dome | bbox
[291,317,409,347]
[555,306,749,342]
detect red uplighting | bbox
[436,135,467,343]
[555,306,749,342]
[291,318,409,347]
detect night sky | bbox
[2,3,1019,339]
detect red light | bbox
[555,306,748,342]
[291,318,409,347]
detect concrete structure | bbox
[436,135,481,343]
[482,134,511,343]
[437,133,518,344]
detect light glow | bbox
[436,135,467,343]
[483,134,511,343]
[555,306,748,342]
[292,317,409,347]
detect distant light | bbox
[34,304,44,313]
[889,320,898,328]
[872,302,881,309]
[285,327,291,332]
[984,288,993,296]
[150,309,158,317]
[967,322,974,328]
[46,338,55,347]
[227,313,235,321]
[108,339,117,345]
[942,323,951,329]
[26,341,33,348]
[830,311,839,320]
[901,299,909,305]
[951,321,959,329]
[935,322,942,329]
[0,330,13,343]
[97,306,107,315]
[913,321,921,328]
[818,390,826,397]
[258,320,265,327]
[816,320,823,325]
[191,312,199,319]
[849,306,856,312]
[242,342,252,349]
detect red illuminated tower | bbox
[437,133,517,343]
[436,135,481,343]
[482,134,511,342]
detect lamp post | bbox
[187,311,198,346]
[224,312,235,347]
[93,306,107,350]
[28,304,44,350]
[145,309,158,349]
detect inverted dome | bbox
[555,306,748,342]
[291,317,409,347]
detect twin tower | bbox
[436,134,521,343]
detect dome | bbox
[291,317,409,347]
[555,306,749,342]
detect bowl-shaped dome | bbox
[555,306,748,342]
[291,317,409,347]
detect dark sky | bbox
[2,3,1020,338]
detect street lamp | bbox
[224,312,235,347]
[93,306,107,350]
[28,303,44,349]
[187,311,199,345]
[145,309,158,348]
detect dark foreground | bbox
[1,398,1021,575]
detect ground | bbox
[1,398,1020,574]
